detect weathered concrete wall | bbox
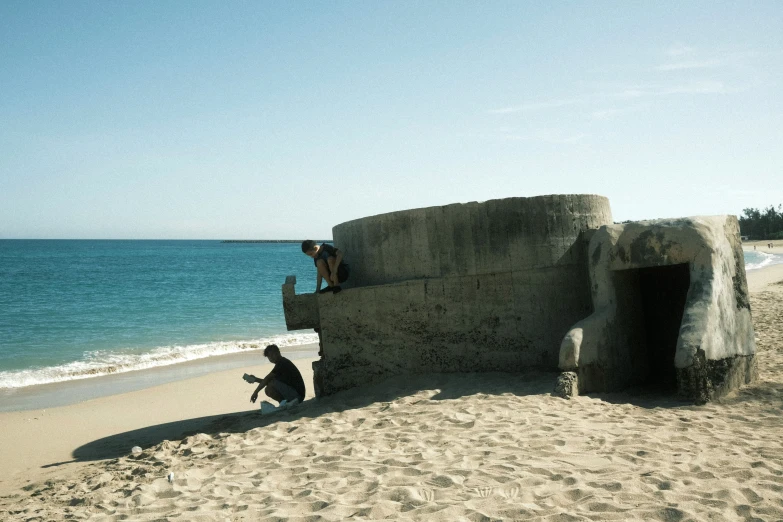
[558,215,756,403]
[333,195,612,288]
[299,194,614,395]
[311,266,593,395]
[281,276,319,331]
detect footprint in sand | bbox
[498,485,520,499]
[417,488,436,502]
[474,486,493,498]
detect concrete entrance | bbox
[632,263,690,391]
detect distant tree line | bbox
[739,205,783,240]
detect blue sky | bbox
[1,1,781,239]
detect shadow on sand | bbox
[59,369,703,468]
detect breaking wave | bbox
[745,250,783,271]
[0,332,318,389]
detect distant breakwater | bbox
[221,240,331,244]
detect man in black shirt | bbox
[247,344,306,406]
[301,239,349,293]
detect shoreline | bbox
[0,343,318,413]
[742,242,783,293]
[2,256,780,414]
[0,355,318,494]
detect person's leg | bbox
[327,257,343,292]
[336,262,349,283]
[266,379,300,405]
[316,259,333,287]
[265,381,284,402]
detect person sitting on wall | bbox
[246,344,306,407]
[301,239,349,294]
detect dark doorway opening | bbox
[634,263,690,391]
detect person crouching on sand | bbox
[247,344,305,407]
[301,239,349,294]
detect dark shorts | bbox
[268,379,303,402]
[335,262,350,283]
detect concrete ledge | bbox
[282,275,320,331]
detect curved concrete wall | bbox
[307,195,613,395]
[333,194,612,288]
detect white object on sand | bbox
[168,472,174,483]
[260,401,277,415]
[131,446,142,455]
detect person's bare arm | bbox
[315,272,323,292]
[250,372,275,403]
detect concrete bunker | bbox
[557,216,756,403]
[282,197,757,403]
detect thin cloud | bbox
[490,45,753,117]
[666,43,695,57]
[488,97,586,114]
[501,130,589,144]
[493,81,732,114]
[656,46,758,72]
[655,59,722,71]
[612,81,734,98]
[463,128,589,145]
[660,81,733,95]
[613,88,650,99]
[590,104,648,120]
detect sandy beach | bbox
[2,269,783,521]
[743,240,783,255]
[743,240,783,293]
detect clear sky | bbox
[1,1,781,239]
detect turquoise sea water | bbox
[744,249,783,271]
[0,240,319,388]
[1,242,781,390]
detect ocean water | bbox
[0,240,320,389]
[744,249,783,271]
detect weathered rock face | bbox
[557,216,756,403]
[285,195,613,396]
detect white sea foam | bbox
[0,332,319,389]
[745,251,783,271]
